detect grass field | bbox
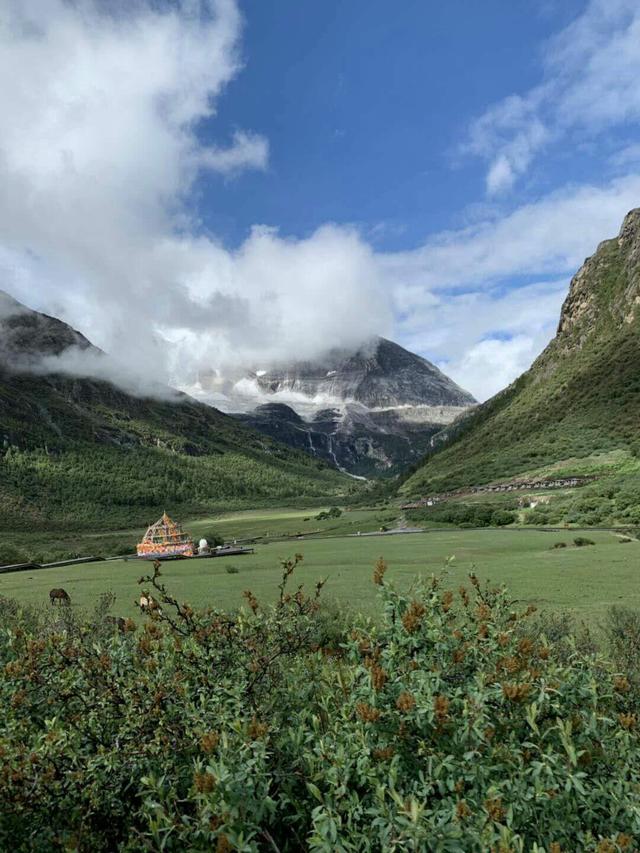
[0,504,404,566]
[187,505,400,541]
[2,514,638,625]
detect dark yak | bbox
[49,588,70,606]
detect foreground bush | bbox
[1,560,640,851]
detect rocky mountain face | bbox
[552,208,640,348]
[253,337,475,408]
[0,292,350,528]
[0,291,93,365]
[233,337,475,477]
[400,208,640,496]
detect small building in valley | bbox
[137,512,194,559]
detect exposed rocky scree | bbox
[232,337,476,477]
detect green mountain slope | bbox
[400,209,640,497]
[0,294,353,530]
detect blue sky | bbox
[202,1,584,250]
[2,0,640,402]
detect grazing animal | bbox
[139,594,162,615]
[49,588,70,606]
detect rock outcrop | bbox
[400,208,640,496]
[252,337,474,408]
[233,337,475,477]
[0,291,93,366]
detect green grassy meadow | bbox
[2,511,638,624]
[0,504,402,566]
[186,504,400,541]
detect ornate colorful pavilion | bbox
[136,512,194,559]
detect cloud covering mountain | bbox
[2,1,640,402]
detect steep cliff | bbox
[401,208,640,496]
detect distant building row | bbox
[401,476,596,510]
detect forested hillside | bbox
[0,294,353,530]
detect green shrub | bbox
[552,541,568,549]
[574,536,596,547]
[0,542,27,566]
[107,539,137,556]
[517,609,598,664]
[409,501,516,529]
[605,606,640,691]
[315,506,342,521]
[225,564,239,574]
[490,509,515,526]
[2,560,640,850]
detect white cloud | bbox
[34,348,183,402]
[463,0,640,192]
[465,94,549,195]
[154,223,390,381]
[394,279,567,401]
[444,335,540,402]
[611,143,640,168]
[0,0,391,390]
[198,130,269,174]
[381,174,640,293]
[486,156,515,196]
[383,173,640,399]
[1,0,638,411]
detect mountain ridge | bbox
[400,208,640,496]
[232,336,475,477]
[0,292,352,529]
[0,290,94,364]
[251,336,475,408]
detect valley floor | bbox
[2,509,638,624]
